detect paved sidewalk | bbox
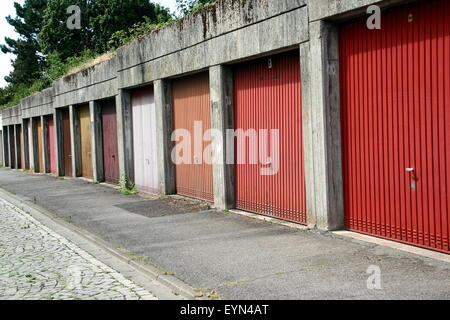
[0,168,449,300]
[0,198,156,300]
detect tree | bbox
[1,0,48,86]
[39,0,173,60]
[90,0,172,53]
[176,0,215,16]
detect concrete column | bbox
[31,118,39,172]
[54,109,64,176]
[90,101,104,182]
[14,124,21,169]
[3,126,9,167]
[22,119,29,170]
[0,130,3,166]
[154,79,176,195]
[209,65,235,210]
[116,90,132,182]
[69,105,82,177]
[300,21,344,231]
[42,115,50,173]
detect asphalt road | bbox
[0,168,449,299]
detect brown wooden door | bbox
[37,119,44,173]
[101,100,120,184]
[62,109,72,177]
[172,73,213,202]
[79,105,93,179]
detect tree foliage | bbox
[1,0,174,109]
[39,0,173,60]
[0,0,47,86]
[176,0,216,16]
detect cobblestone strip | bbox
[0,198,157,300]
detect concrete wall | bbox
[0,0,417,230]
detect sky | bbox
[0,0,178,89]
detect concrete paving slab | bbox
[0,168,449,300]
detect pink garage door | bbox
[131,87,159,194]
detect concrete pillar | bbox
[69,105,82,177]
[0,130,3,167]
[42,115,50,173]
[14,124,21,169]
[31,118,39,172]
[54,109,64,176]
[209,65,235,210]
[154,79,176,195]
[22,119,29,170]
[3,126,9,167]
[300,21,344,231]
[90,101,104,182]
[116,90,133,182]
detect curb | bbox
[0,186,200,300]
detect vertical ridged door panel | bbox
[62,109,72,177]
[79,105,93,179]
[9,126,15,169]
[102,101,120,184]
[340,0,450,253]
[172,73,214,202]
[28,121,34,171]
[18,125,23,169]
[37,119,44,173]
[234,52,307,224]
[131,87,159,194]
[48,115,56,174]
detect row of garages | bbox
[1,0,449,254]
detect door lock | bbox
[406,168,419,191]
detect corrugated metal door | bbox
[340,0,450,253]
[37,119,44,173]
[79,105,93,179]
[234,52,307,224]
[18,125,23,169]
[9,126,15,169]
[101,100,120,184]
[131,87,159,193]
[28,120,34,171]
[172,73,213,202]
[62,109,72,177]
[47,115,56,174]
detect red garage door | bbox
[101,100,120,184]
[234,51,307,224]
[340,0,450,253]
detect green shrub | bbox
[119,175,138,195]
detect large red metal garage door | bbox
[172,73,213,202]
[340,0,450,253]
[234,51,307,224]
